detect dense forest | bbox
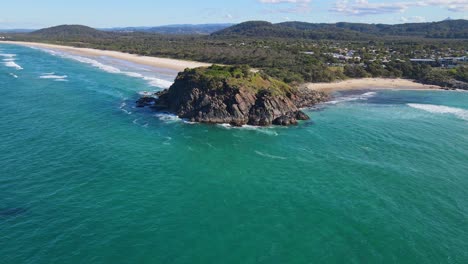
[4,21,468,89]
[214,20,468,39]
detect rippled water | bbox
[1,44,467,263]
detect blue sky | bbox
[0,0,467,28]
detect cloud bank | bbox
[331,0,468,16]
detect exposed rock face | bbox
[423,79,468,90]
[137,66,329,126]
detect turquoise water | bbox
[1,44,467,264]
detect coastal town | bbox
[317,44,467,69]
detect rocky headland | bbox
[137,65,329,126]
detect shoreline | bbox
[302,78,442,92]
[1,41,212,71]
[0,41,446,92]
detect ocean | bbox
[1,43,467,263]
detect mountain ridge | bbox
[30,25,110,39]
[11,19,468,39]
[213,20,468,39]
[103,24,234,35]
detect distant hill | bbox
[22,20,468,41]
[30,25,110,39]
[327,20,468,38]
[0,29,34,33]
[212,21,370,40]
[105,24,234,35]
[213,20,468,39]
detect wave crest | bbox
[40,73,68,82]
[1,53,23,70]
[4,61,23,70]
[40,74,68,79]
[327,92,377,104]
[34,48,173,88]
[408,103,468,121]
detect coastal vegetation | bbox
[3,20,467,89]
[214,20,468,39]
[181,65,295,96]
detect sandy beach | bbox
[302,78,441,92]
[1,41,212,71]
[1,41,444,92]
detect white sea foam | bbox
[407,103,468,121]
[0,53,23,70]
[142,76,173,88]
[68,55,173,88]
[155,113,181,122]
[34,47,173,88]
[69,55,122,73]
[131,118,149,127]
[4,61,23,70]
[138,91,156,97]
[39,73,68,82]
[40,74,68,79]
[218,123,267,129]
[183,121,197,125]
[255,150,287,160]
[218,123,232,128]
[217,123,279,135]
[327,92,377,104]
[0,54,16,58]
[119,102,132,115]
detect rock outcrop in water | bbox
[137,65,329,126]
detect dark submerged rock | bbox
[136,96,157,108]
[295,110,310,121]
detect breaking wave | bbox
[1,53,23,70]
[155,113,181,122]
[4,61,23,70]
[0,53,16,58]
[34,48,173,88]
[408,103,468,121]
[39,73,68,82]
[40,73,68,81]
[327,92,377,104]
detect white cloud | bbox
[425,0,468,11]
[400,16,427,22]
[332,0,468,16]
[258,0,312,13]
